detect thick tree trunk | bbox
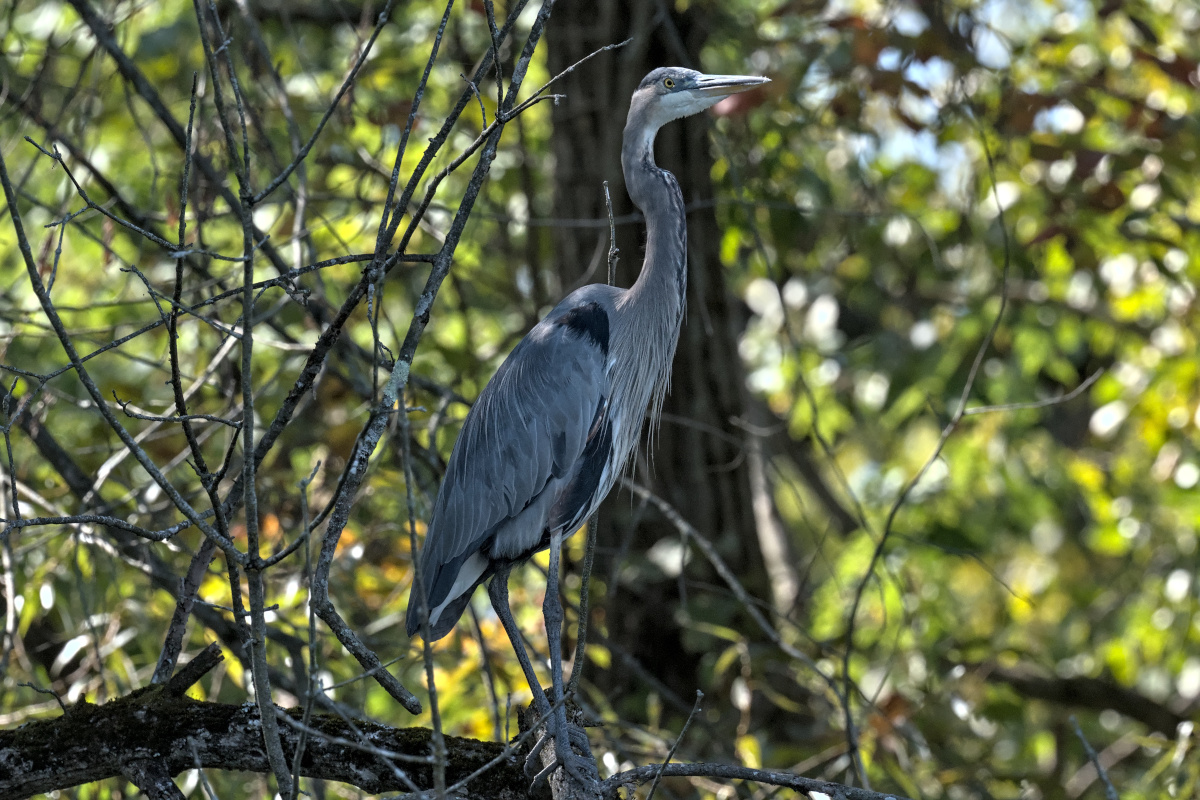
[547,2,776,704]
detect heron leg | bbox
[534,528,599,789]
[486,569,561,782]
[487,545,597,791]
[487,566,553,718]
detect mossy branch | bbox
[0,680,526,800]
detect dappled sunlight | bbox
[2,0,1199,797]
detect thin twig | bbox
[468,604,504,743]
[399,396,447,796]
[151,537,218,684]
[482,0,504,109]
[567,516,597,700]
[1,515,191,542]
[374,0,469,254]
[113,393,242,428]
[602,762,913,800]
[1070,716,1120,800]
[604,180,619,284]
[192,0,245,188]
[837,124,1017,789]
[205,1,251,186]
[646,690,704,800]
[619,480,848,723]
[462,73,488,128]
[567,180,619,698]
[290,462,322,799]
[18,682,68,713]
[963,369,1103,415]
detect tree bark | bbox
[0,682,908,800]
[118,760,187,800]
[0,687,527,800]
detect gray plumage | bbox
[407,67,769,641]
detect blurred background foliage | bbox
[2,0,1199,798]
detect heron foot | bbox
[530,747,599,793]
[524,716,599,792]
[523,732,548,778]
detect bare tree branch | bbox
[603,762,913,800]
[0,689,528,800]
[984,662,1188,737]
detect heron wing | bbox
[410,298,613,634]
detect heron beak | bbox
[693,73,770,99]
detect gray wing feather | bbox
[418,313,608,582]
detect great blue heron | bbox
[406,66,768,784]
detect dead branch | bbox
[0,687,526,800]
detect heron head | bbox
[627,67,769,136]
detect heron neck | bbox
[621,131,687,317]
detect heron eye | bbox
[663,77,675,89]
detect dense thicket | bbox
[2,1,1198,798]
